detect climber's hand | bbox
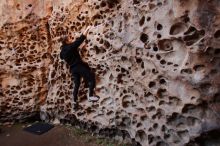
[83,26,91,36]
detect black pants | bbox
[71,62,96,102]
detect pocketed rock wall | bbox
[0,0,220,145]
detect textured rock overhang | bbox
[0,0,220,146]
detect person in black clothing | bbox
[60,26,99,106]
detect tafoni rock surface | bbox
[0,0,220,145]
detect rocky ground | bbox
[0,123,132,146]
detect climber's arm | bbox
[69,34,86,49]
[60,46,65,60]
[69,26,91,49]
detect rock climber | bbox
[60,26,99,108]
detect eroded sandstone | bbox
[0,0,220,146]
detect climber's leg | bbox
[87,72,99,102]
[79,63,99,102]
[72,73,81,103]
[88,71,96,97]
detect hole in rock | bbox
[193,64,205,71]
[148,134,154,144]
[157,88,166,98]
[184,26,196,35]
[137,123,142,128]
[95,5,100,9]
[135,130,147,143]
[156,141,169,146]
[167,62,173,65]
[191,96,196,100]
[159,79,166,84]
[153,46,158,51]
[164,134,170,139]
[187,128,220,146]
[210,69,217,75]
[167,112,185,126]
[170,22,187,35]
[149,3,156,10]
[140,33,148,43]
[148,81,156,88]
[100,1,107,7]
[133,0,140,5]
[152,68,158,74]
[121,56,127,61]
[136,58,142,63]
[157,34,162,38]
[140,115,147,121]
[213,93,220,103]
[120,117,131,127]
[160,59,166,65]
[145,92,152,97]
[121,67,126,73]
[139,16,145,26]
[183,29,205,46]
[123,90,127,94]
[107,0,120,8]
[177,130,189,139]
[147,17,151,21]
[157,24,163,30]
[200,83,211,91]
[16,4,21,10]
[199,30,205,35]
[141,62,144,68]
[161,125,166,132]
[122,95,132,108]
[158,39,173,51]
[148,106,156,112]
[182,104,196,114]
[156,54,161,60]
[104,40,110,48]
[214,48,220,55]
[214,30,220,39]
[181,68,192,74]
[183,14,190,23]
[153,123,158,129]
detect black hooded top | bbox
[60,34,86,66]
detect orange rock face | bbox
[0,0,220,145]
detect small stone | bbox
[53,118,60,125]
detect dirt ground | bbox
[0,124,97,146]
[0,124,129,146]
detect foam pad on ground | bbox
[23,122,54,135]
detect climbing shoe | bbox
[88,96,99,102]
